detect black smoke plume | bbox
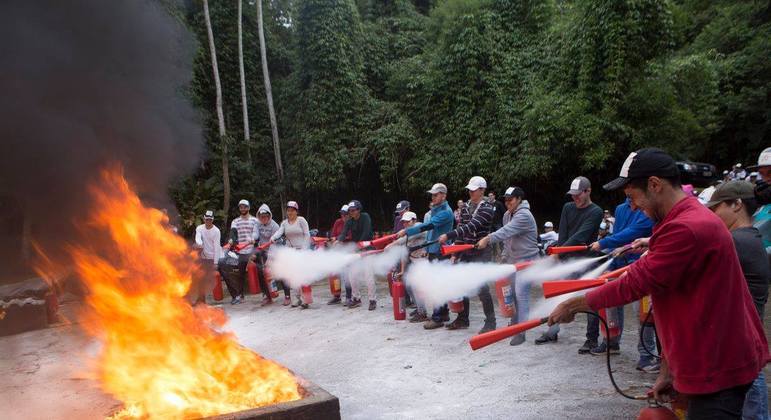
[0,0,202,279]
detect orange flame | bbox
[66,167,300,419]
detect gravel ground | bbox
[2,278,768,419]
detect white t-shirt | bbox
[540,230,558,247]
[195,224,223,264]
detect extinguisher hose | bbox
[576,311,646,401]
[639,307,661,361]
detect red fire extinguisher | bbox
[329,275,341,298]
[449,299,464,313]
[213,272,224,301]
[392,279,406,320]
[494,278,515,318]
[264,268,279,299]
[301,285,314,305]
[599,307,621,340]
[247,262,261,295]
[387,270,395,296]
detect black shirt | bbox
[731,227,770,317]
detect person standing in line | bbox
[438,176,497,333]
[271,201,311,308]
[398,183,454,325]
[327,204,350,305]
[393,200,410,233]
[193,210,222,305]
[252,204,279,305]
[539,221,558,249]
[219,199,258,305]
[587,198,653,356]
[337,200,376,310]
[477,186,539,345]
[535,176,603,346]
[706,181,769,419]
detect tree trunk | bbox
[256,0,287,219]
[238,0,252,163]
[203,0,230,228]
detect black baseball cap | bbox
[603,148,679,191]
[504,186,525,199]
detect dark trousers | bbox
[687,382,752,419]
[219,254,249,299]
[429,253,449,322]
[254,253,273,300]
[455,251,495,324]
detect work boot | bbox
[409,313,428,323]
[509,333,526,346]
[327,296,341,305]
[445,318,470,330]
[534,333,558,345]
[577,339,597,354]
[590,342,620,356]
[348,298,362,309]
[478,320,496,334]
[368,300,377,311]
[423,320,444,330]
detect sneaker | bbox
[343,298,352,307]
[638,363,660,374]
[407,302,417,309]
[368,300,377,311]
[232,296,242,305]
[408,309,418,317]
[590,342,620,356]
[327,296,341,305]
[578,340,598,354]
[509,333,526,346]
[445,318,470,330]
[440,313,450,322]
[409,313,429,323]
[478,320,496,334]
[283,297,290,306]
[423,320,444,330]
[349,299,362,309]
[300,303,309,309]
[230,297,237,305]
[534,333,558,345]
[260,297,273,306]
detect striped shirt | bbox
[230,215,259,254]
[446,199,494,245]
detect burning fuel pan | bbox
[202,377,340,420]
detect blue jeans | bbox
[510,272,530,324]
[637,322,658,367]
[742,371,768,420]
[591,306,624,345]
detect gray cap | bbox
[705,181,755,208]
[427,183,448,194]
[394,200,410,213]
[567,176,591,195]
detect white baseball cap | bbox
[204,210,214,219]
[287,201,299,210]
[238,199,250,207]
[544,221,554,228]
[465,176,487,191]
[748,147,771,170]
[400,211,417,222]
[427,183,448,194]
[340,204,349,213]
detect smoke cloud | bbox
[0,0,201,273]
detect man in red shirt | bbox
[549,148,768,418]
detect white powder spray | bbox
[267,245,407,289]
[517,255,608,286]
[406,260,517,311]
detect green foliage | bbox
[174,0,770,232]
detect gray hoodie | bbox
[488,200,539,263]
[254,204,280,246]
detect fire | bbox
[66,167,300,419]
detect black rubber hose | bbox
[639,307,661,361]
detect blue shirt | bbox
[405,201,454,255]
[598,199,654,269]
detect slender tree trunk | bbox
[203,0,230,228]
[256,0,286,219]
[238,0,252,163]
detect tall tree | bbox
[238,0,252,163]
[257,0,286,218]
[203,0,230,227]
